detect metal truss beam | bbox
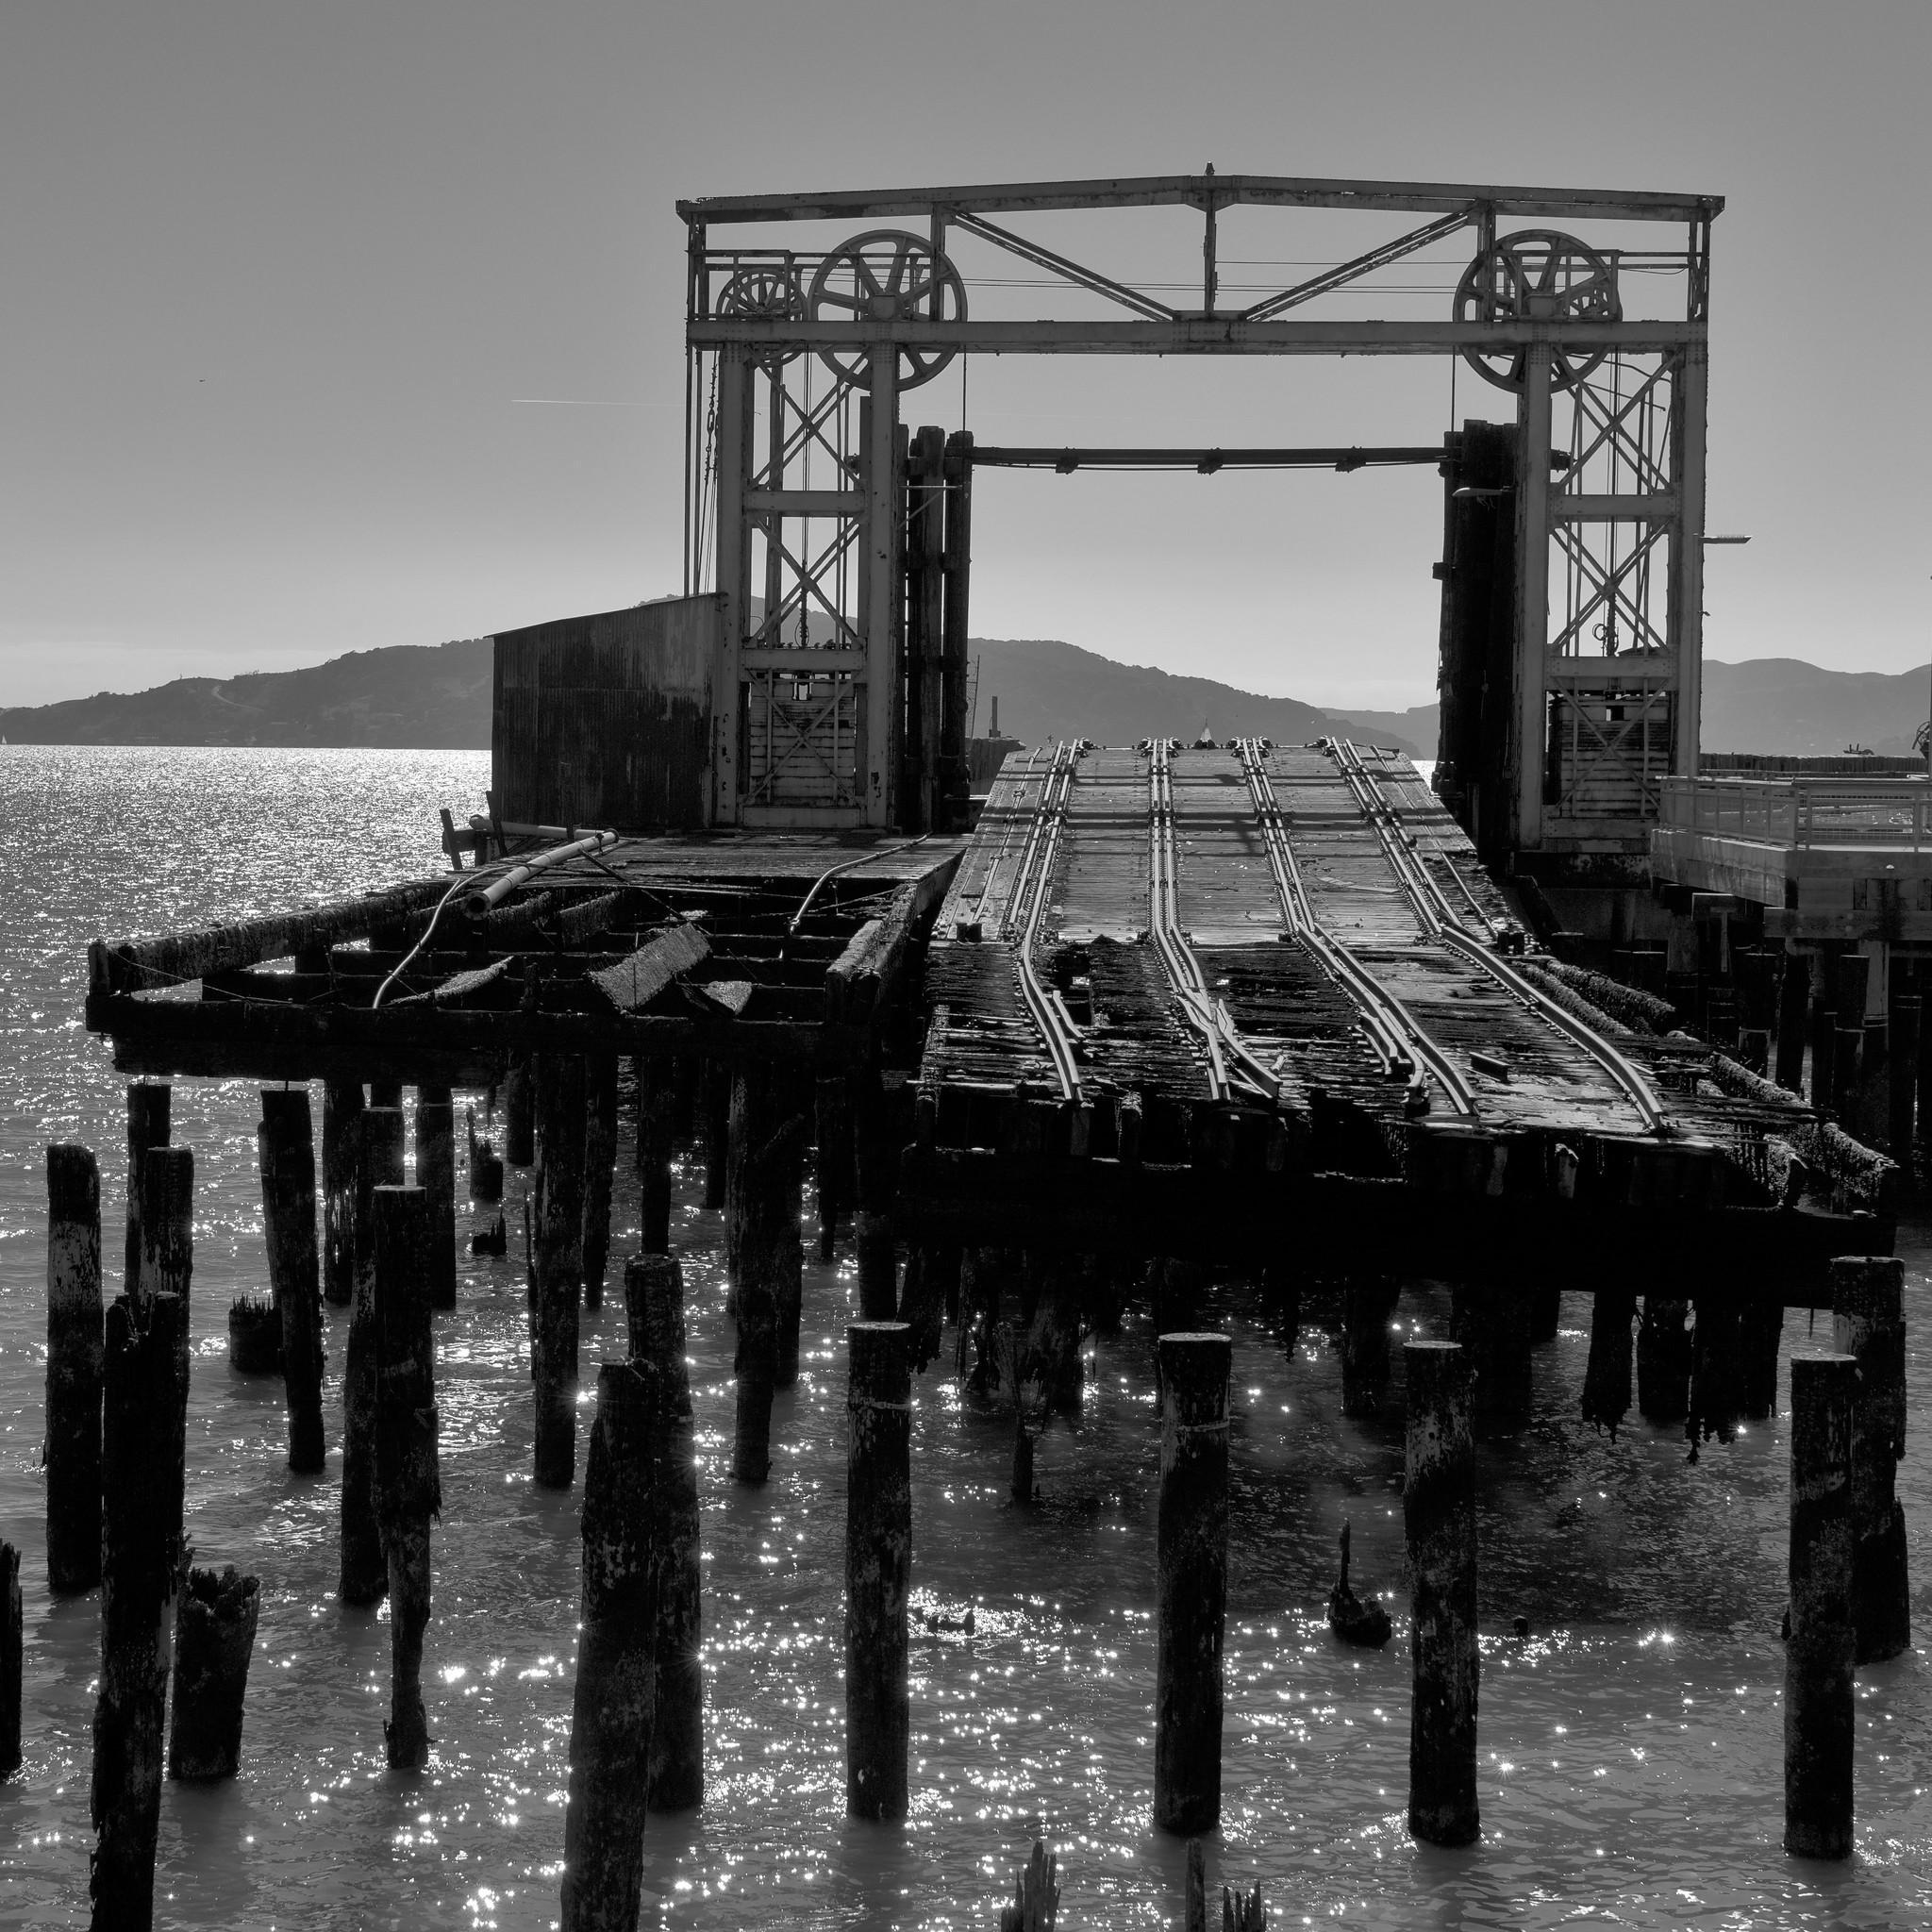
[691,318,1703,356]
[677,173,1721,226]
[971,444,1449,471]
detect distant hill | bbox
[0,629,1425,757]
[0,641,492,748]
[7,628,1922,763]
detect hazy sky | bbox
[5,1,1928,712]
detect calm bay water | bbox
[1,743,1929,1929]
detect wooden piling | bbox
[1830,1257,1910,1663]
[1888,995,1920,1151]
[341,1107,404,1604]
[258,1090,326,1473]
[534,1056,587,1489]
[167,1566,258,1781]
[814,1071,851,1261]
[853,1072,903,1321]
[1636,1295,1691,1423]
[700,1059,731,1213]
[1155,1332,1230,1836]
[504,1056,536,1169]
[580,1057,620,1312]
[369,1079,403,1109]
[1785,1351,1857,1860]
[625,1255,703,1810]
[995,1839,1059,1931]
[732,1095,806,1482]
[46,1144,104,1592]
[1774,948,1810,1093]
[1581,1288,1635,1438]
[635,1058,676,1255]
[375,1185,441,1768]
[2,1543,20,1777]
[560,1361,656,1932]
[122,1083,171,1296]
[1740,1300,1784,1422]
[1687,1299,1744,1451]
[846,1322,911,1822]
[416,1085,458,1311]
[91,1291,184,1931]
[321,1079,363,1305]
[1404,1338,1479,1847]
[137,1146,193,1570]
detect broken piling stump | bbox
[1404,1338,1479,1847]
[534,1055,587,1489]
[258,1089,326,1473]
[1785,1350,1857,1859]
[416,1084,458,1310]
[91,1291,184,1932]
[45,1143,104,1592]
[560,1361,656,1932]
[996,1837,1058,1930]
[122,1083,171,1297]
[846,1321,911,1822]
[341,1107,404,1605]
[168,1566,259,1781]
[1156,1332,1230,1836]
[1830,1257,1910,1663]
[320,1079,363,1305]
[375,1185,441,1768]
[226,1296,282,1373]
[625,1255,703,1810]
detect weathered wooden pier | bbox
[25,168,1920,1921]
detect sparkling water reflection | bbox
[1,744,1929,1927]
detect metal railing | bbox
[1658,774,1932,850]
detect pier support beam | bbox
[1155,1332,1230,1837]
[700,1060,730,1213]
[625,1256,703,1811]
[1774,949,1809,1093]
[1340,1278,1395,1419]
[321,1080,362,1306]
[46,1145,104,1592]
[2,1543,19,1777]
[1785,1351,1857,1860]
[560,1362,656,1932]
[1636,1295,1691,1423]
[415,1085,458,1311]
[504,1056,536,1170]
[580,1057,619,1312]
[1831,1257,1910,1663]
[635,1058,675,1256]
[375,1185,440,1767]
[815,1072,851,1262]
[846,1322,911,1822]
[341,1107,404,1604]
[1404,1339,1478,1847]
[533,1056,587,1490]
[853,1073,902,1321]
[1581,1288,1635,1438]
[258,1091,326,1474]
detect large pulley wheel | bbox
[1453,229,1620,392]
[806,228,966,391]
[716,263,804,366]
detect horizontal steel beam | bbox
[676,172,1722,226]
[691,318,1703,356]
[970,444,1446,470]
[1553,493,1681,521]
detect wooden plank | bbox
[92,878,454,994]
[824,851,962,1025]
[588,923,711,1012]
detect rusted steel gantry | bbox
[680,170,1717,865]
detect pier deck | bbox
[905,741,1885,1289]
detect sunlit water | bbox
[2,744,1929,1929]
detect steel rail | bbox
[1234,740,1476,1117]
[999,740,1085,1105]
[1327,739,1670,1135]
[968,741,1052,929]
[1145,741,1283,1103]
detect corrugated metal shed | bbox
[492,596,720,830]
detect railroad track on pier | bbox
[992,739,1085,1105]
[1324,738,1670,1136]
[1232,738,1475,1119]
